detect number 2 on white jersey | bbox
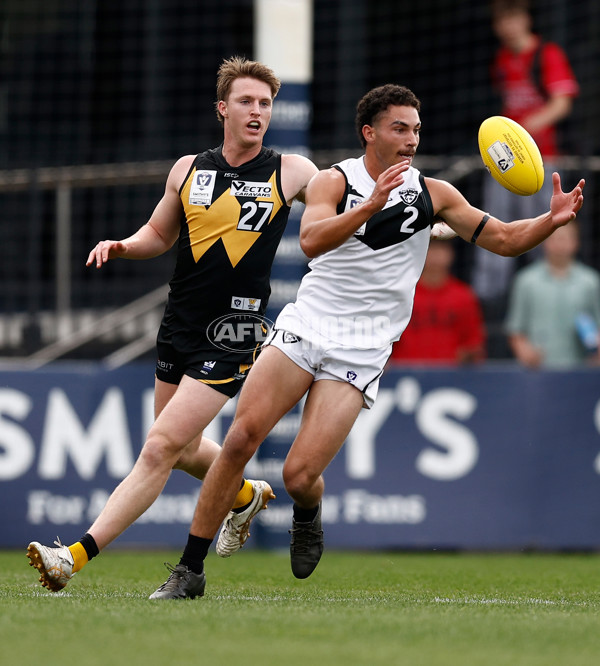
[400,206,418,234]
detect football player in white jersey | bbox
[141,84,585,593]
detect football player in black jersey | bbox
[27,56,317,598]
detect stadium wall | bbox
[1,362,599,551]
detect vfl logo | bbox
[189,169,217,205]
[196,172,213,187]
[346,370,358,383]
[208,313,274,352]
[399,188,419,205]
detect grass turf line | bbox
[3,550,600,666]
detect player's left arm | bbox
[281,154,319,205]
[426,173,584,256]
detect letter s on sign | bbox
[414,388,479,481]
[0,389,35,480]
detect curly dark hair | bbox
[355,84,421,148]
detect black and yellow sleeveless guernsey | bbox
[156,145,291,394]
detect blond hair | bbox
[215,56,281,124]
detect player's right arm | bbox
[86,155,194,268]
[299,160,409,258]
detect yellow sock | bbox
[232,479,254,509]
[68,542,89,573]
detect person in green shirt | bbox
[505,221,600,368]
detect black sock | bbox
[293,503,319,523]
[179,534,212,574]
[79,532,100,561]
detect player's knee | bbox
[282,461,319,498]
[139,431,183,469]
[221,417,262,465]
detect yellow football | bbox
[478,116,544,196]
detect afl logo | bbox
[207,313,274,352]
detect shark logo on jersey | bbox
[399,188,419,205]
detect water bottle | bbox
[575,313,599,353]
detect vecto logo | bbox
[207,313,274,352]
[230,180,272,197]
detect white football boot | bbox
[216,480,276,557]
[27,537,75,591]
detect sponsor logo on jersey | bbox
[231,296,262,311]
[230,180,273,197]
[346,370,358,383]
[399,188,419,205]
[189,170,217,205]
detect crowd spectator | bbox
[471,0,579,355]
[505,221,600,368]
[391,239,486,365]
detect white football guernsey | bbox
[276,156,435,349]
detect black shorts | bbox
[156,339,254,398]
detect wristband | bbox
[471,214,490,244]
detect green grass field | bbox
[2,549,600,665]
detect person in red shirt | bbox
[489,0,579,159]
[391,239,486,365]
[472,0,579,355]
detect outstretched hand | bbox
[86,240,128,268]
[550,172,585,227]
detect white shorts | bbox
[264,327,392,409]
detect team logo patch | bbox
[354,222,367,237]
[399,188,419,205]
[231,296,262,311]
[200,360,217,375]
[189,170,217,206]
[230,180,272,198]
[282,332,300,343]
[346,370,358,383]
